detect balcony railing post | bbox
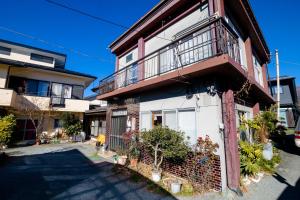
[157,52,160,75]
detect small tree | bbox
[241,105,278,143]
[141,126,189,172]
[0,114,16,147]
[60,112,82,136]
[16,96,52,141]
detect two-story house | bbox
[0,39,96,143]
[269,76,299,128]
[96,0,274,192]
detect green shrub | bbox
[141,126,189,171]
[239,141,281,176]
[0,114,16,146]
[60,113,82,136]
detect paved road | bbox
[0,143,176,200]
[239,135,300,200]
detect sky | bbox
[0,0,299,97]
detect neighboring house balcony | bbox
[0,88,17,107]
[14,95,90,113]
[97,17,247,100]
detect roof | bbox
[0,38,66,57]
[0,57,96,79]
[269,76,296,82]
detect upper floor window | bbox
[30,53,54,64]
[0,46,11,56]
[252,54,263,87]
[51,83,72,99]
[125,53,133,63]
[272,86,283,94]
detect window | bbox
[54,119,62,129]
[163,110,177,130]
[126,53,133,63]
[178,109,196,144]
[8,76,49,96]
[253,54,263,87]
[51,83,72,98]
[0,46,11,55]
[140,109,196,144]
[30,53,54,64]
[273,86,283,94]
[140,112,151,131]
[152,111,162,127]
[72,85,84,99]
[16,119,37,141]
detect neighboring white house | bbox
[0,39,96,142]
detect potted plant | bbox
[116,148,128,165]
[96,134,106,153]
[170,179,182,194]
[141,126,189,182]
[123,130,141,168]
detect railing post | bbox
[157,52,160,76]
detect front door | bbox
[109,113,127,150]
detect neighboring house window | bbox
[54,119,62,129]
[8,76,49,96]
[30,53,54,64]
[51,83,72,98]
[72,85,84,99]
[272,86,283,94]
[125,53,133,63]
[0,46,11,56]
[16,119,37,141]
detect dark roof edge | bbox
[0,38,67,57]
[0,59,96,80]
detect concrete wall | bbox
[144,3,209,56]
[9,67,87,87]
[0,41,66,68]
[119,47,138,69]
[139,83,227,190]
[0,89,16,107]
[15,95,89,113]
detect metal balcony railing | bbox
[98,17,241,95]
[50,96,65,107]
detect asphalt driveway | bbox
[0,143,175,200]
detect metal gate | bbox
[109,115,127,150]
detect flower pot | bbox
[130,158,138,167]
[262,142,273,161]
[171,182,181,194]
[151,170,161,182]
[117,156,127,165]
[101,146,106,153]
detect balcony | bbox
[98,17,241,99]
[0,88,17,107]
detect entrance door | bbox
[109,115,127,150]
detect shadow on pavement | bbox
[0,149,176,200]
[273,134,300,156]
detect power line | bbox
[44,0,173,42]
[281,60,300,66]
[0,25,115,65]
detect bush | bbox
[239,141,281,176]
[141,126,189,172]
[60,113,82,136]
[0,114,16,146]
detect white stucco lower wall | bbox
[139,85,227,190]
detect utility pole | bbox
[275,49,280,121]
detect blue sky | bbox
[0,0,299,97]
